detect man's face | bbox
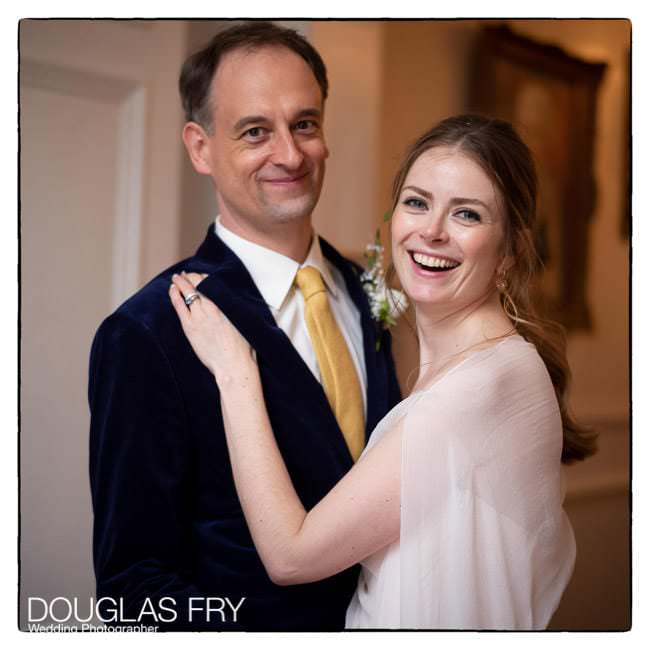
[200,46,328,238]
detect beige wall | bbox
[310,21,384,257]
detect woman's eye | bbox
[455,209,481,223]
[403,197,427,210]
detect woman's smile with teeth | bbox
[411,252,461,271]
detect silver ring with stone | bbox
[184,292,200,307]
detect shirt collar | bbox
[214,217,338,311]
[300,235,339,299]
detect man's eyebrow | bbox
[294,108,322,121]
[232,115,269,133]
[232,108,323,134]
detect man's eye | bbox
[243,127,266,140]
[294,120,317,132]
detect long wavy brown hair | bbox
[391,114,596,464]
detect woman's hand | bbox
[169,272,258,391]
[169,277,400,589]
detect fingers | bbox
[169,281,192,330]
[169,272,202,329]
[185,272,208,286]
[167,272,257,380]
[169,271,232,332]
[171,272,198,299]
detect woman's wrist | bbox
[213,358,260,395]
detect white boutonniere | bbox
[360,230,408,348]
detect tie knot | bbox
[295,266,326,301]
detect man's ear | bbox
[182,122,213,176]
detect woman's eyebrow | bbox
[448,197,490,209]
[401,185,432,200]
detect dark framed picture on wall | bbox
[471,24,606,331]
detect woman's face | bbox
[391,146,507,314]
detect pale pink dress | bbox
[345,335,575,629]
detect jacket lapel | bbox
[190,228,353,466]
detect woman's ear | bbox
[182,122,213,176]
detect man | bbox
[89,21,401,631]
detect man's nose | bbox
[270,129,305,170]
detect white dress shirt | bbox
[215,217,368,415]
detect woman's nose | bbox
[419,215,449,243]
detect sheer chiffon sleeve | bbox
[399,337,575,629]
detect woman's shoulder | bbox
[453,334,553,398]
[469,338,567,523]
[403,335,565,526]
[409,334,559,433]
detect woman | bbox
[169,115,595,629]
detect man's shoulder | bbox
[104,225,228,329]
[94,254,201,349]
[113,261,187,325]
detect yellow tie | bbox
[295,266,365,461]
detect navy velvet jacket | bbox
[88,227,401,631]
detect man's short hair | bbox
[179,21,329,133]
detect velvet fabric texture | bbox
[88,227,401,631]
